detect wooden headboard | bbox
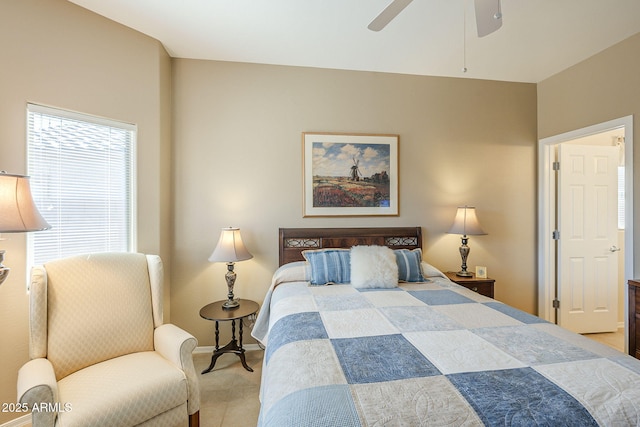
[279,227,422,266]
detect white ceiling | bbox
[67,0,640,83]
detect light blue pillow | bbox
[302,249,351,285]
[395,248,425,282]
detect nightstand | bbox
[445,271,495,299]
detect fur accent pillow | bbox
[350,245,399,289]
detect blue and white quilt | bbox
[252,263,640,426]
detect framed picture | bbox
[303,132,399,217]
[475,266,488,279]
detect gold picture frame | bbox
[302,132,399,217]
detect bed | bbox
[252,227,640,426]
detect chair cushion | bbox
[56,352,187,427]
[44,253,155,380]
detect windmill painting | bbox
[349,157,362,181]
[303,132,398,216]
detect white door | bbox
[558,144,619,333]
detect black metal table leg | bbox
[201,319,253,374]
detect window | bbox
[27,104,136,266]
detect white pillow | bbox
[421,261,446,278]
[350,245,399,289]
[273,261,310,284]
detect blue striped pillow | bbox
[395,249,425,282]
[302,249,351,285]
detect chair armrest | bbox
[17,358,58,427]
[154,324,200,415]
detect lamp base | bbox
[222,299,240,309]
[456,236,472,278]
[223,262,240,309]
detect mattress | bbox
[252,261,640,426]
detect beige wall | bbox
[538,32,640,280]
[0,0,171,423]
[171,59,538,346]
[1,1,540,423]
[0,1,636,422]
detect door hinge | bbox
[553,299,560,309]
[552,230,560,240]
[552,161,560,171]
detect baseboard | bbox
[0,414,30,427]
[194,343,263,354]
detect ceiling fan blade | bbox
[474,0,502,37]
[368,0,413,32]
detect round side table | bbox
[199,299,259,374]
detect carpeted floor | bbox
[583,328,624,352]
[193,348,264,427]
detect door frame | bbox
[538,116,634,343]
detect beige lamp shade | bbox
[448,206,486,236]
[208,227,253,263]
[0,172,50,233]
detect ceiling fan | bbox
[368,0,503,37]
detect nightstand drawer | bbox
[458,281,493,297]
[444,271,495,299]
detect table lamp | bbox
[208,227,253,309]
[448,205,486,277]
[0,172,50,287]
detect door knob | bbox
[610,246,621,252]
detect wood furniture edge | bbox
[629,279,640,358]
[278,226,422,266]
[444,271,495,299]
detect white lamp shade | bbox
[0,173,50,233]
[448,206,486,236]
[208,227,253,263]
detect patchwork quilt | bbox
[252,263,640,426]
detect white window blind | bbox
[27,104,136,266]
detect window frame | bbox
[26,103,137,269]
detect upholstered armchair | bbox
[17,253,200,427]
